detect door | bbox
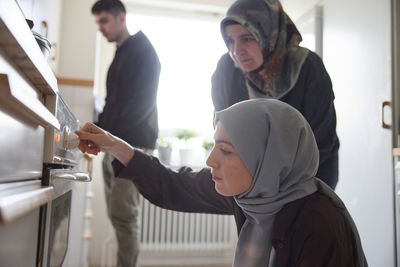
[323,0,395,266]
[282,0,396,265]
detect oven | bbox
[38,95,91,267]
[0,86,90,267]
[0,2,91,266]
[0,24,58,267]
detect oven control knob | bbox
[62,126,79,150]
[61,126,79,150]
[64,132,80,150]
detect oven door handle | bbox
[50,170,92,182]
[0,186,55,224]
[0,74,60,130]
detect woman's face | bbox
[206,122,252,196]
[224,24,264,72]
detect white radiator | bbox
[138,196,237,266]
[100,196,237,267]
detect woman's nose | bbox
[232,41,245,57]
[206,148,218,168]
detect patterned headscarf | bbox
[221,0,309,99]
[215,99,367,267]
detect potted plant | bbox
[156,135,172,164]
[173,129,196,165]
[173,129,196,142]
[202,138,214,158]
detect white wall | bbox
[58,0,97,80]
[125,0,234,14]
[93,32,115,100]
[281,0,320,21]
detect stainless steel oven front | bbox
[0,36,58,267]
[39,169,90,267]
[0,2,90,266]
[37,94,91,267]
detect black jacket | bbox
[211,52,339,188]
[97,31,161,149]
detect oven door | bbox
[0,180,54,267]
[39,169,91,267]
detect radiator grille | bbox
[101,196,237,267]
[139,196,236,252]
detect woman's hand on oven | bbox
[75,123,135,166]
[75,122,109,154]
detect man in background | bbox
[91,0,161,266]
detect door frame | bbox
[392,0,400,265]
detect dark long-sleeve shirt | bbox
[97,31,161,149]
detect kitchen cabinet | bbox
[16,0,63,74]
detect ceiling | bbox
[125,0,235,16]
[124,0,317,22]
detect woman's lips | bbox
[240,58,252,63]
[238,58,252,64]
[212,175,222,182]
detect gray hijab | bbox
[215,99,367,267]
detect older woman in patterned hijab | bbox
[208,99,367,267]
[214,0,340,190]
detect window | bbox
[126,14,227,136]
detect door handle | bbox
[382,101,391,129]
[0,73,60,130]
[50,169,91,182]
[0,181,55,224]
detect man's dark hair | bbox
[91,0,126,16]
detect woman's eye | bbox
[242,37,254,43]
[220,148,232,155]
[225,38,233,46]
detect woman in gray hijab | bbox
[76,99,367,267]
[210,99,367,266]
